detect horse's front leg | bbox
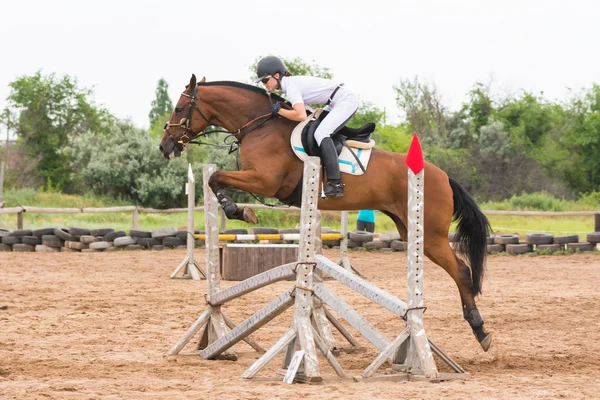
[208,170,278,224]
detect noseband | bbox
[164,84,277,150]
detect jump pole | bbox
[170,164,206,280]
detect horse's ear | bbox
[188,74,197,91]
[200,76,206,83]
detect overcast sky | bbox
[1,0,598,130]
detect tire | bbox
[0,243,12,251]
[54,228,75,242]
[22,236,42,246]
[494,234,520,245]
[65,241,88,250]
[0,229,11,238]
[322,239,341,248]
[104,231,126,241]
[222,228,248,235]
[129,229,151,238]
[348,231,374,243]
[567,242,594,252]
[525,233,554,245]
[391,240,407,251]
[554,235,578,245]
[13,243,34,252]
[506,244,533,255]
[79,235,98,245]
[586,232,600,244]
[251,227,279,234]
[364,240,387,250]
[89,241,112,250]
[69,227,91,236]
[151,228,178,238]
[32,228,56,236]
[42,235,62,248]
[151,245,164,251]
[175,230,189,240]
[35,244,60,253]
[10,229,33,237]
[137,238,161,248]
[487,244,505,253]
[114,236,138,247]
[90,228,115,237]
[162,237,185,247]
[346,239,360,249]
[125,244,143,251]
[280,228,300,234]
[2,236,20,245]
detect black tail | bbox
[449,178,491,296]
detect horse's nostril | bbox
[159,145,163,152]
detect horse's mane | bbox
[198,80,288,103]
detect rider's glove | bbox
[271,102,282,115]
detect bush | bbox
[67,120,192,208]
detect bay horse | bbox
[159,74,493,352]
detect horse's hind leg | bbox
[424,236,492,351]
[383,211,492,351]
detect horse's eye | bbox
[175,107,183,113]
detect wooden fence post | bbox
[132,207,139,229]
[595,213,600,233]
[17,210,23,230]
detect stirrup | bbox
[324,181,344,198]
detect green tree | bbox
[394,77,448,145]
[4,71,111,190]
[538,84,600,194]
[148,78,173,127]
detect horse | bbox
[159,74,493,352]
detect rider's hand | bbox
[271,102,282,115]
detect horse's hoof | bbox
[479,332,492,352]
[242,207,259,224]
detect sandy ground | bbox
[1,249,600,399]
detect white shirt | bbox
[280,76,342,106]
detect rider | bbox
[256,55,359,198]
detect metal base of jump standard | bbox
[166,153,466,383]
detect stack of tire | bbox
[0,227,204,252]
[481,232,600,254]
[346,231,407,252]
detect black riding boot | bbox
[319,137,344,197]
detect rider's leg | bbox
[314,93,358,198]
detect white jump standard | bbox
[167,152,466,382]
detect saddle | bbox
[300,110,376,158]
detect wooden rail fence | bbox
[0,204,599,232]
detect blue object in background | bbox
[357,209,375,223]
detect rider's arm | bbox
[278,103,308,122]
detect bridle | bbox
[164,84,276,150]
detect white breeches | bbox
[314,88,359,145]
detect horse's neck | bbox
[203,86,271,132]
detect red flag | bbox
[405,133,424,174]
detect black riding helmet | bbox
[256,56,288,81]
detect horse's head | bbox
[159,74,209,159]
